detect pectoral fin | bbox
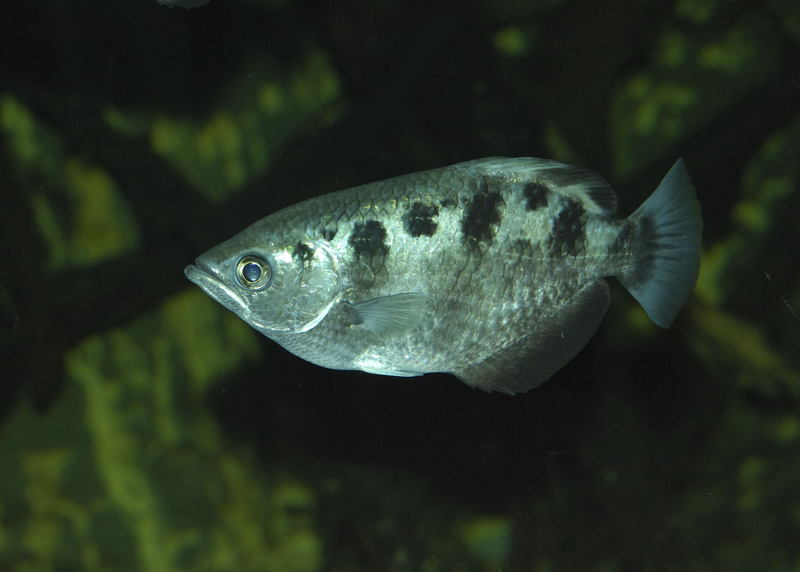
[349,292,429,336]
[454,280,611,395]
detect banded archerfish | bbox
[185,157,702,394]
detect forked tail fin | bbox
[618,159,703,328]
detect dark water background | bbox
[1,1,799,570]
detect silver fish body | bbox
[185,157,702,394]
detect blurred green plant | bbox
[611,8,780,179]
[106,49,342,203]
[0,96,140,269]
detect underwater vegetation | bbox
[1,0,799,570]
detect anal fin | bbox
[454,280,611,395]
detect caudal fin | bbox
[618,159,703,328]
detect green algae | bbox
[695,112,800,310]
[765,0,800,47]
[688,306,800,399]
[160,289,261,397]
[460,517,511,569]
[0,95,139,270]
[675,0,738,25]
[0,288,321,571]
[141,49,341,203]
[493,26,530,58]
[0,385,108,571]
[611,10,779,179]
[0,95,61,180]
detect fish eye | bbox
[235,255,272,290]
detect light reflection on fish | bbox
[185,157,702,394]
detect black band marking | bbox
[349,220,389,258]
[550,199,586,256]
[406,202,439,237]
[462,191,503,247]
[522,182,549,211]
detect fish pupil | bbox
[242,262,262,283]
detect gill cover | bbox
[245,241,341,334]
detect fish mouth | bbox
[184,262,248,314]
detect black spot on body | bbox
[405,202,439,237]
[440,197,458,209]
[349,220,388,258]
[294,242,314,263]
[550,199,586,256]
[322,228,337,241]
[348,219,390,288]
[462,191,503,246]
[522,182,549,211]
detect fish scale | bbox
[185,157,702,394]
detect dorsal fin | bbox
[539,165,618,215]
[464,157,617,215]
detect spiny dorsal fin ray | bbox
[537,164,617,215]
[453,280,611,394]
